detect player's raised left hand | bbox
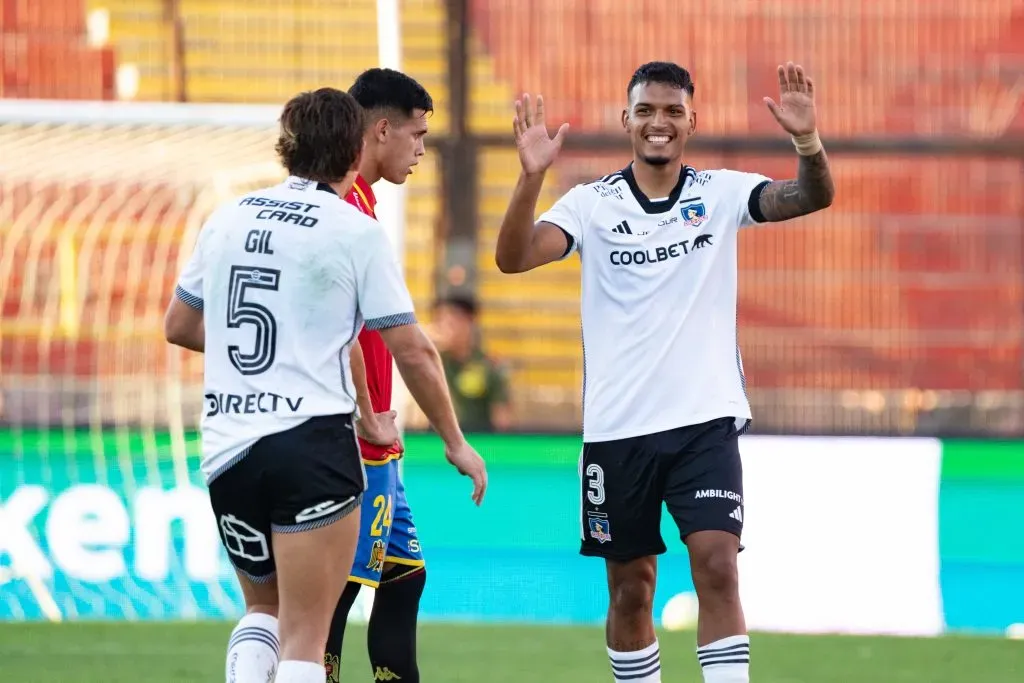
[763,62,817,137]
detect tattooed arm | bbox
[756,148,835,222]
[755,61,835,222]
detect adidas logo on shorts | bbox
[729,506,743,523]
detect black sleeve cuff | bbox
[747,180,773,223]
[557,226,575,257]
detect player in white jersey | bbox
[495,62,834,683]
[164,87,486,683]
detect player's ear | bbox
[621,108,630,132]
[689,110,697,136]
[374,116,389,143]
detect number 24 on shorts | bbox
[370,494,393,537]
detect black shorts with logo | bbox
[579,417,744,561]
[208,413,366,583]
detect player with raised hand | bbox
[321,67,455,683]
[495,61,833,683]
[164,86,485,683]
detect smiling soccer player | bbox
[494,60,834,683]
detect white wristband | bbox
[791,130,823,156]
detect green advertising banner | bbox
[938,440,1024,632]
[1,428,1023,634]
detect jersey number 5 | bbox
[227,265,281,376]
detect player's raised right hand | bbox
[445,440,488,506]
[514,94,569,175]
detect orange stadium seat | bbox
[0,0,115,99]
[1,0,86,33]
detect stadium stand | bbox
[1,0,1022,431]
[468,0,1024,428]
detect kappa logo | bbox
[374,667,402,681]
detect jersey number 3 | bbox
[227,265,281,375]
[586,463,606,505]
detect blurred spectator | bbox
[431,295,513,432]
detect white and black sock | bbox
[697,634,750,683]
[225,612,279,683]
[608,640,661,682]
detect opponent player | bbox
[494,62,834,683]
[322,68,434,683]
[164,87,486,683]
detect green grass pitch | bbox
[0,622,1020,682]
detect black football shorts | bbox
[207,413,366,582]
[579,417,744,561]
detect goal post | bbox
[374,0,413,445]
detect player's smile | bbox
[638,126,682,160]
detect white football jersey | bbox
[174,176,415,482]
[538,164,772,442]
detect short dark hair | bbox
[435,293,477,318]
[627,61,695,100]
[348,68,434,120]
[275,87,365,183]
